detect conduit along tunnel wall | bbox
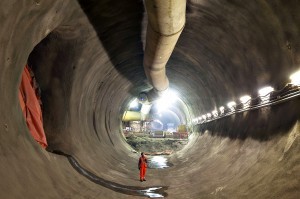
[0,0,300,199]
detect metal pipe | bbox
[143,0,186,93]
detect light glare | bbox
[212,110,218,117]
[219,106,225,114]
[141,104,152,115]
[227,101,236,108]
[240,95,251,104]
[197,117,202,122]
[156,89,178,110]
[258,86,274,96]
[129,98,139,108]
[290,70,300,85]
[240,95,251,108]
[258,86,274,103]
[227,101,236,111]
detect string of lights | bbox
[193,70,300,125]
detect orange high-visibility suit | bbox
[138,154,148,181]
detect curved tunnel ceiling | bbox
[0,0,299,198]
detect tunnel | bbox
[0,0,300,198]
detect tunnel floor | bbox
[41,123,300,199]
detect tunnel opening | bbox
[17,23,82,150]
[121,89,193,155]
[25,25,84,153]
[22,25,172,198]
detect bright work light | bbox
[290,70,300,85]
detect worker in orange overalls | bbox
[138,152,148,182]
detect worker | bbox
[138,152,148,182]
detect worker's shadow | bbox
[77,0,149,97]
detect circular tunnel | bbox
[0,0,299,198]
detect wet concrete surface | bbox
[51,149,168,198]
[0,0,300,198]
[148,156,174,169]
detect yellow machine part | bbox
[122,111,142,121]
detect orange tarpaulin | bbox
[19,65,47,148]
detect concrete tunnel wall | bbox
[0,0,299,198]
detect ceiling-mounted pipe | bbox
[143,0,186,96]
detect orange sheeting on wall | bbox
[18,65,48,148]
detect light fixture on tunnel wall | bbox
[212,110,218,117]
[227,101,236,112]
[219,106,225,115]
[240,95,251,108]
[192,118,199,124]
[155,89,178,110]
[206,113,212,119]
[290,70,300,86]
[129,98,139,109]
[197,117,202,123]
[258,86,274,103]
[193,71,300,125]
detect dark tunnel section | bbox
[27,28,82,152]
[0,0,300,198]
